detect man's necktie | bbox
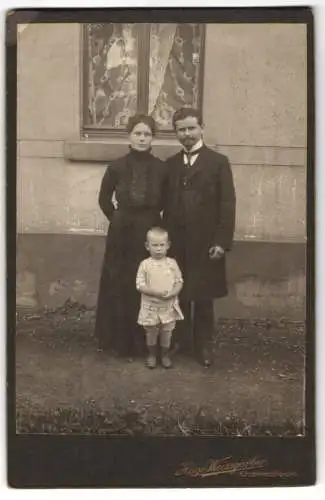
[184,151,193,166]
[184,146,204,167]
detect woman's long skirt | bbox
[94,209,162,357]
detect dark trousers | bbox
[174,299,214,354]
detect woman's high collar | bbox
[128,146,153,159]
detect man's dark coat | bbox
[163,145,236,301]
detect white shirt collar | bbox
[184,139,204,155]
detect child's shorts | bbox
[138,299,183,327]
[144,321,176,333]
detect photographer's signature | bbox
[174,456,297,479]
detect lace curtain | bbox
[87,23,138,128]
[149,23,202,129]
[86,23,202,130]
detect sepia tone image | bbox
[16,21,307,437]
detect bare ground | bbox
[15,303,305,436]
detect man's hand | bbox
[209,245,225,260]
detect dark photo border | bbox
[6,7,315,488]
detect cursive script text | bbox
[174,456,296,479]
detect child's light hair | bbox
[146,226,169,242]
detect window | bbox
[83,23,205,136]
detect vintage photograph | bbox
[15,18,308,441]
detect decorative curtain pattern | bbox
[148,24,177,115]
[87,23,138,128]
[150,23,202,130]
[85,23,202,130]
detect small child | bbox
[136,227,184,369]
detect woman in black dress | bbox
[94,114,166,357]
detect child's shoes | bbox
[161,348,172,369]
[146,345,157,369]
[146,354,157,369]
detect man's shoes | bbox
[199,346,213,367]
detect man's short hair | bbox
[172,107,203,129]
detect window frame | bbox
[81,22,206,139]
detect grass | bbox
[16,405,303,437]
[15,302,305,436]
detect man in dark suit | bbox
[163,107,236,367]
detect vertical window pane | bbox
[149,23,202,130]
[86,23,138,129]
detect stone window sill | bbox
[63,139,306,167]
[63,139,181,163]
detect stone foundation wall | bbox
[16,234,305,320]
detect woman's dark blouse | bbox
[95,148,166,355]
[99,148,166,219]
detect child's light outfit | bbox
[136,257,184,325]
[136,256,184,368]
